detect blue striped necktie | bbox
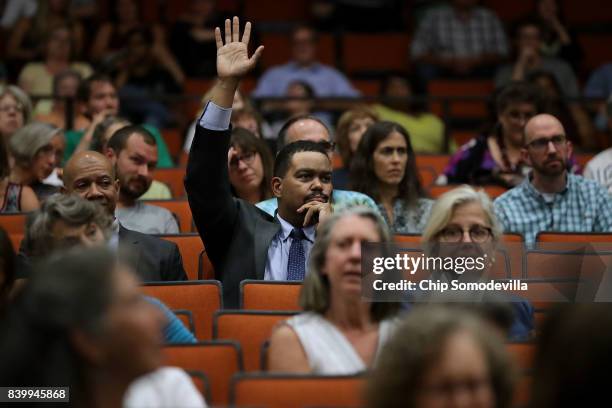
[287,228,306,281]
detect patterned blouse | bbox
[378,198,434,234]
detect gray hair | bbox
[9,122,61,166]
[26,194,112,258]
[0,85,33,123]
[367,305,515,408]
[300,206,400,321]
[421,185,502,244]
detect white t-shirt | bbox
[124,366,207,408]
[584,148,612,194]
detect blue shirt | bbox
[145,296,197,344]
[265,214,315,281]
[256,190,384,219]
[494,173,612,244]
[252,61,360,98]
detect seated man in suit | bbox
[186,17,333,307]
[62,150,187,282]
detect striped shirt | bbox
[494,173,612,244]
[411,5,508,59]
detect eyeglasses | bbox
[229,151,257,169]
[438,225,492,243]
[317,141,336,152]
[0,104,24,114]
[526,135,567,152]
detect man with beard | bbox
[105,126,179,234]
[494,114,612,244]
[185,17,333,307]
[61,150,186,282]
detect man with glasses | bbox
[256,114,382,217]
[494,114,612,243]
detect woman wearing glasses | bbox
[350,121,432,234]
[421,185,534,340]
[227,127,274,204]
[442,82,547,188]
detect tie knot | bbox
[290,228,306,241]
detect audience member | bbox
[534,0,582,68]
[421,185,534,340]
[228,127,274,204]
[90,116,172,200]
[105,126,178,234]
[115,27,184,129]
[170,0,221,77]
[350,121,433,234]
[442,82,545,187]
[373,75,449,153]
[367,306,514,408]
[8,122,64,202]
[62,150,187,281]
[22,193,196,344]
[1,0,37,30]
[256,114,382,217]
[529,304,612,408]
[494,114,612,244]
[252,24,359,103]
[91,0,184,85]
[0,131,39,212]
[66,73,174,167]
[186,18,335,307]
[6,0,85,61]
[268,207,400,374]
[411,0,508,81]
[0,227,16,309]
[583,62,612,131]
[35,68,89,130]
[0,85,32,143]
[333,106,378,189]
[494,19,579,100]
[0,247,190,407]
[17,24,92,115]
[584,98,612,192]
[527,70,594,148]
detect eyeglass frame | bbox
[437,225,493,243]
[525,134,567,152]
[229,150,257,169]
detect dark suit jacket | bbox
[118,225,187,282]
[15,226,187,283]
[185,124,281,308]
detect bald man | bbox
[62,151,187,282]
[256,114,383,217]
[494,114,612,243]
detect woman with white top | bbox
[267,207,401,374]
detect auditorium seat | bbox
[152,168,186,198]
[0,213,27,234]
[415,155,449,175]
[342,33,411,74]
[199,250,214,280]
[536,232,612,243]
[147,200,193,233]
[8,233,23,252]
[506,342,536,371]
[156,233,204,280]
[161,128,183,161]
[213,310,296,371]
[450,130,477,146]
[164,341,242,406]
[142,281,222,340]
[418,165,437,188]
[230,373,365,408]
[428,80,493,119]
[240,280,302,310]
[185,371,210,402]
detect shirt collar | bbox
[276,213,315,243]
[523,172,571,200]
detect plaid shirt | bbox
[411,5,508,59]
[494,173,612,244]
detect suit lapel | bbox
[254,216,281,280]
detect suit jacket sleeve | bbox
[184,123,238,280]
[162,241,188,281]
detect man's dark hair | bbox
[273,140,330,178]
[77,72,114,102]
[511,17,543,40]
[277,114,330,152]
[107,125,156,154]
[52,69,82,98]
[495,81,544,116]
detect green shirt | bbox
[63,124,175,168]
[373,104,455,154]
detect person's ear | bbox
[106,147,117,163]
[271,176,282,198]
[565,140,573,159]
[70,328,105,365]
[114,179,120,193]
[521,147,532,167]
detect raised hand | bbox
[215,16,264,80]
